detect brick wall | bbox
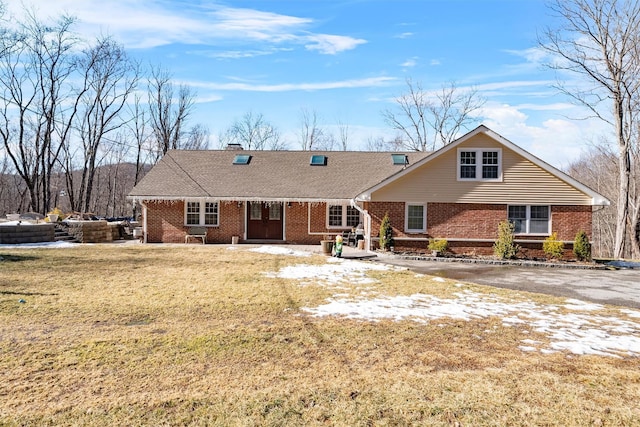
[145,200,342,245]
[428,203,505,239]
[551,205,592,240]
[287,202,347,244]
[286,202,316,244]
[145,200,244,243]
[367,202,593,258]
[145,199,592,258]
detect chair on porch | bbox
[343,230,356,247]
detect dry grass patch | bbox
[1,244,639,426]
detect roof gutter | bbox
[128,195,353,205]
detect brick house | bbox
[128,125,609,257]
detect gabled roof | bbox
[357,125,610,206]
[129,150,429,202]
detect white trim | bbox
[405,202,426,233]
[456,147,502,182]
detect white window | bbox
[327,204,361,228]
[405,203,426,233]
[458,148,502,181]
[185,199,219,226]
[508,205,550,235]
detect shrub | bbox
[573,230,591,261]
[543,232,564,259]
[379,212,394,251]
[428,238,448,253]
[493,220,520,259]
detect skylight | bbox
[233,154,252,165]
[392,154,408,165]
[310,155,327,166]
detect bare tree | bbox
[298,108,334,150]
[0,11,80,214]
[365,135,404,152]
[336,118,350,151]
[147,66,195,159]
[183,124,210,150]
[62,36,139,213]
[567,143,619,257]
[540,0,640,259]
[382,78,484,152]
[219,111,281,150]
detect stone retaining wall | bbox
[65,221,111,243]
[0,224,55,244]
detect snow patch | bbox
[249,245,311,257]
[264,258,390,286]
[274,257,640,358]
[0,241,77,248]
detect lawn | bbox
[1,243,639,426]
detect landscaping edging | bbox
[385,253,606,270]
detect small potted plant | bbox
[46,207,64,223]
[428,238,448,257]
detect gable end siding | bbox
[370,135,592,205]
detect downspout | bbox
[141,201,148,244]
[350,199,373,253]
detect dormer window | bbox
[458,148,502,181]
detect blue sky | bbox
[7,0,610,168]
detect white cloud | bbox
[401,57,418,68]
[190,76,397,92]
[8,0,366,54]
[304,33,367,55]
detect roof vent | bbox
[310,155,327,166]
[226,143,244,151]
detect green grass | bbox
[0,244,639,426]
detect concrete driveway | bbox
[373,256,640,309]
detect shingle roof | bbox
[129,150,430,201]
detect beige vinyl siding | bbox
[371,135,592,205]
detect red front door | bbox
[247,202,283,240]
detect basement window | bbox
[392,154,408,165]
[310,155,327,166]
[233,154,252,165]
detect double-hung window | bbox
[458,148,502,181]
[327,204,361,228]
[185,200,219,226]
[508,205,549,234]
[405,203,426,233]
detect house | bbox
[128,125,609,258]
